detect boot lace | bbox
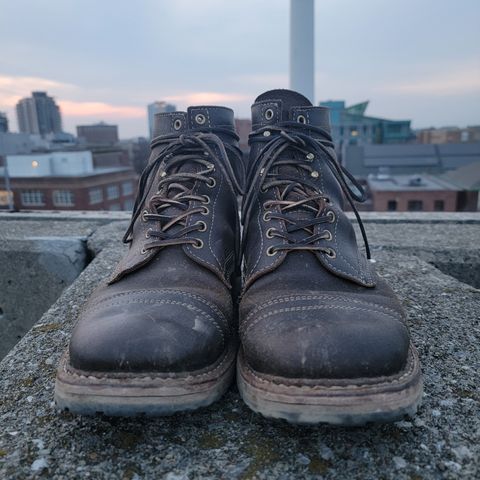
[242,122,371,259]
[124,130,243,253]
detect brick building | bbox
[8,168,137,211]
[367,173,477,212]
[77,123,119,145]
[2,151,137,211]
[416,126,480,144]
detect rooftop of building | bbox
[4,166,134,179]
[440,161,480,190]
[77,122,117,127]
[0,210,479,478]
[345,143,480,177]
[367,173,459,192]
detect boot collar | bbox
[153,106,236,137]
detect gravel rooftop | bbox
[0,212,479,479]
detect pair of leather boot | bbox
[55,89,422,425]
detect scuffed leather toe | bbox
[69,289,229,373]
[240,295,410,379]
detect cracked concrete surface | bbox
[0,212,479,479]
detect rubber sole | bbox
[237,346,423,425]
[55,344,236,416]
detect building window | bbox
[387,200,397,211]
[109,203,121,211]
[387,123,402,133]
[53,190,75,207]
[21,190,45,206]
[107,185,120,200]
[434,200,445,211]
[407,200,423,211]
[123,199,134,211]
[89,188,103,205]
[121,181,133,196]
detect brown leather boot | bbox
[55,106,243,416]
[237,90,423,424]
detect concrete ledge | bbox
[0,214,479,478]
[2,210,480,224]
[0,210,131,223]
[0,219,99,359]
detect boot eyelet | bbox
[306,152,315,161]
[324,197,331,205]
[263,130,271,137]
[266,246,277,256]
[297,114,306,124]
[196,221,207,232]
[193,239,204,249]
[201,195,211,204]
[145,228,153,239]
[201,206,210,216]
[173,119,182,130]
[206,177,216,188]
[142,209,149,222]
[264,108,274,120]
[140,247,148,255]
[327,210,336,223]
[324,248,337,259]
[311,170,319,178]
[195,113,206,125]
[323,230,332,241]
[266,228,275,239]
[263,212,271,222]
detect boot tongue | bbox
[255,89,312,120]
[256,91,320,240]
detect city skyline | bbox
[0,0,479,137]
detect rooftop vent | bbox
[374,166,391,181]
[409,176,425,187]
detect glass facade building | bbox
[319,100,413,159]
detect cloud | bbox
[0,74,146,127]
[233,73,289,88]
[0,74,75,107]
[379,65,480,96]
[59,100,144,118]
[164,91,250,106]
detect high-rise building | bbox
[77,122,119,145]
[16,91,62,136]
[0,112,9,133]
[147,101,176,138]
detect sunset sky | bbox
[1,0,479,138]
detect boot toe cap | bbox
[69,290,229,373]
[241,297,410,380]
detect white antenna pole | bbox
[290,0,315,103]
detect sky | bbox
[0,0,479,138]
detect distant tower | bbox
[16,91,62,136]
[290,0,315,103]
